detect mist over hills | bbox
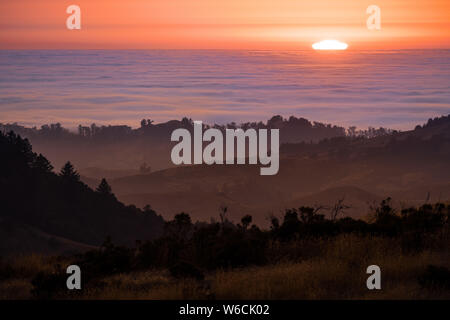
[1,114,449,232]
[105,115,450,225]
[0,115,385,175]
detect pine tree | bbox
[97,178,113,195]
[59,161,80,182]
[32,154,54,173]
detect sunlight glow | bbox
[312,40,348,50]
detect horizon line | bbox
[2,114,449,133]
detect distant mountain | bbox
[100,115,450,225]
[0,115,349,174]
[2,115,449,228]
[0,131,164,254]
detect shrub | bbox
[418,265,450,291]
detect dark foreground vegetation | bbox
[0,125,449,299]
[0,131,164,248]
[1,199,448,299]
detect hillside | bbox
[0,131,164,254]
[0,115,348,173]
[0,219,96,255]
[97,115,450,225]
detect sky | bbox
[1,0,449,49]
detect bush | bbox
[418,265,450,291]
[169,261,204,281]
[30,267,66,299]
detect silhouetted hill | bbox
[0,115,349,174]
[0,219,96,255]
[282,114,450,160]
[102,115,450,225]
[0,131,164,253]
[2,115,449,227]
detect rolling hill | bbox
[88,115,450,226]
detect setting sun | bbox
[312,40,348,50]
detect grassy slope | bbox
[2,233,449,300]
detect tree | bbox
[219,205,228,224]
[299,206,325,224]
[97,178,113,196]
[278,209,301,240]
[59,161,80,182]
[241,215,252,230]
[330,198,350,221]
[143,204,156,215]
[31,154,54,173]
[347,126,357,137]
[140,119,154,128]
[164,212,192,240]
[269,214,280,231]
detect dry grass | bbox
[0,254,69,299]
[1,234,449,300]
[0,254,58,278]
[0,279,32,299]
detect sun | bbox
[312,40,348,50]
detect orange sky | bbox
[1,0,449,49]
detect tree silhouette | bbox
[164,212,192,241]
[32,154,53,173]
[59,161,80,182]
[97,178,113,195]
[1,130,164,247]
[143,204,157,215]
[241,214,252,230]
[330,198,350,221]
[140,119,154,128]
[219,205,228,224]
